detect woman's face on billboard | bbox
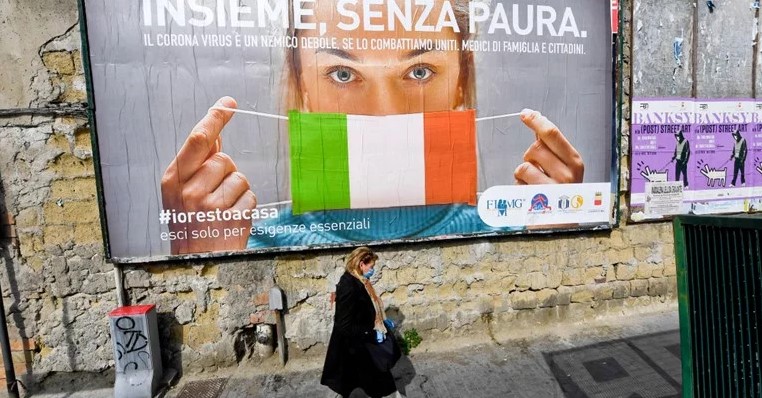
[297,0,463,115]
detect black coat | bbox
[321,272,397,398]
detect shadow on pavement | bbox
[392,354,416,396]
[544,330,682,398]
[28,370,115,397]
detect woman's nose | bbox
[364,80,408,116]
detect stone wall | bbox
[0,0,685,381]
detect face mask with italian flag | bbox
[288,109,478,215]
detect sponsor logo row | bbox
[485,191,604,217]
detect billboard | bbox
[80,0,616,262]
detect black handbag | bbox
[365,331,401,372]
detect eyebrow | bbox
[315,47,437,62]
[403,48,434,60]
[315,48,360,62]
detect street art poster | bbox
[81,0,616,262]
[630,98,692,220]
[750,101,762,211]
[631,98,761,220]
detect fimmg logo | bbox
[486,198,524,216]
[478,186,528,227]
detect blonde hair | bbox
[282,0,476,111]
[345,246,378,277]
[345,246,387,333]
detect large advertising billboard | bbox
[81,0,616,262]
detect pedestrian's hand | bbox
[375,330,386,343]
[160,97,257,255]
[383,319,395,330]
[514,109,584,184]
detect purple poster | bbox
[690,100,754,209]
[630,99,693,216]
[630,98,762,220]
[752,102,762,201]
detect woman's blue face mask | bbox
[363,268,375,279]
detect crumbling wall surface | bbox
[694,0,756,98]
[272,229,678,351]
[0,0,114,375]
[0,0,80,108]
[0,0,685,381]
[633,0,760,98]
[632,0,695,97]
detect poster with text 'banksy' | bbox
[689,100,753,214]
[630,99,762,220]
[81,0,615,262]
[630,99,692,219]
[751,102,762,203]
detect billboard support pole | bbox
[113,264,125,307]
[269,286,287,366]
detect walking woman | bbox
[321,247,399,397]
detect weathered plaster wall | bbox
[632,0,761,98]
[694,0,756,98]
[0,1,82,108]
[0,0,707,383]
[631,0,695,97]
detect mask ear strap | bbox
[476,112,522,122]
[209,106,288,120]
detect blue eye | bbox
[407,66,433,81]
[329,67,356,83]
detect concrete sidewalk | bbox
[16,307,681,398]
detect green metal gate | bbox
[674,215,762,397]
